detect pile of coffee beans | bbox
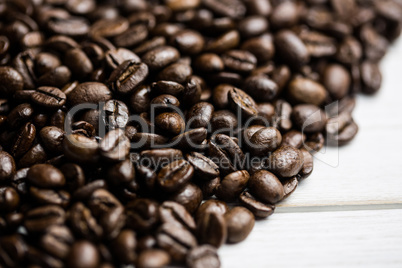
[0,0,400,267]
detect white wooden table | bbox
[219,38,402,268]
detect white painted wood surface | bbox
[219,37,402,267]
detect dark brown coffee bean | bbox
[288,77,327,106]
[186,152,220,180]
[225,206,254,244]
[40,225,74,260]
[239,190,275,218]
[47,16,90,37]
[360,24,389,62]
[158,63,193,84]
[292,104,327,133]
[108,60,149,95]
[170,29,205,55]
[248,170,284,204]
[0,151,16,182]
[18,143,48,168]
[275,30,310,69]
[67,241,100,268]
[360,61,382,95]
[323,64,351,100]
[110,229,137,265]
[107,159,136,185]
[282,176,298,199]
[202,0,245,19]
[151,94,180,114]
[90,17,129,37]
[7,103,34,129]
[281,130,306,149]
[157,159,194,193]
[155,112,185,136]
[0,67,24,97]
[196,211,227,248]
[195,53,224,73]
[105,48,141,69]
[186,245,220,268]
[64,48,93,79]
[269,145,304,178]
[244,75,279,102]
[63,134,99,164]
[204,30,240,53]
[171,128,208,150]
[209,134,245,175]
[215,170,249,202]
[125,198,160,232]
[299,30,337,58]
[24,205,65,233]
[228,87,258,118]
[249,127,282,156]
[11,122,36,158]
[69,82,112,106]
[326,112,359,146]
[131,132,169,150]
[142,46,180,71]
[336,37,362,65]
[68,202,103,239]
[169,183,203,214]
[30,186,70,207]
[222,50,257,73]
[159,201,196,231]
[0,234,27,267]
[130,85,152,114]
[157,223,197,262]
[0,187,20,212]
[187,102,214,129]
[31,86,67,109]
[136,249,170,268]
[140,149,183,167]
[99,129,130,162]
[27,164,65,188]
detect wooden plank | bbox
[219,209,402,268]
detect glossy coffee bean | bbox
[111,229,137,264]
[157,159,194,193]
[0,151,16,182]
[169,183,203,214]
[244,75,279,102]
[99,129,130,162]
[248,170,284,204]
[186,152,220,180]
[24,205,65,233]
[136,249,171,268]
[187,102,214,129]
[228,87,258,118]
[275,30,310,69]
[249,127,282,156]
[224,206,255,244]
[142,46,180,71]
[155,112,185,136]
[68,82,112,106]
[125,198,159,232]
[288,77,327,106]
[63,134,99,164]
[239,191,275,218]
[0,66,24,97]
[209,134,245,175]
[11,122,36,158]
[186,245,221,268]
[195,53,224,73]
[108,60,149,95]
[159,201,196,231]
[210,110,238,134]
[67,241,100,268]
[222,50,257,73]
[196,211,227,248]
[292,104,327,133]
[27,164,65,188]
[40,126,65,154]
[0,187,20,212]
[269,145,304,178]
[40,225,74,260]
[215,170,250,202]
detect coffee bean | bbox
[195,53,224,73]
[248,170,284,204]
[323,64,351,100]
[269,145,304,178]
[187,102,214,129]
[282,176,298,199]
[125,198,160,232]
[224,206,254,243]
[157,159,194,193]
[158,63,193,84]
[69,82,112,106]
[142,46,180,71]
[0,67,24,97]
[196,211,227,248]
[40,225,74,260]
[136,249,171,268]
[156,223,197,262]
[169,183,203,214]
[111,229,137,264]
[27,164,65,188]
[186,245,220,268]
[68,202,103,239]
[275,30,310,69]
[0,234,27,267]
[130,85,152,114]
[11,122,36,158]
[186,152,220,180]
[170,29,205,55]
[216,170,249,202]
[244,75,279,102]
[67,241,100,268]
[99,129,130,162]
[292,104,327,133]
[24,205,65,233]
[222,50,257,73]
[63,134,99,164]
[299,30,337,58]
[159,200,196,231]
[360,61,382,95]
[337,37,362,65]
[151,94,180,114]
[288,77,327,106]
[171,127,208,150]
[108,60,149,95]
[239,190,275,218]
[203,0,245,19]
[0,186,20,212]
[0,151,16,182]
[249,127,282,156]
[7,103,34,129]
[155,112,185,136]
[205,30,240,53]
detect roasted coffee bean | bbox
[157,223,197,262]
[244,75,279,102]
[140,149,183,168]
[108,60,149,95]
[186,245,220,268]
[101,99,129,131]
[158,63,193,84]
[195,199,229,221]
[282,176,298,199]
[129,85,151,114]
[337,37,362,65]
[111,229,137,264]
[209,134,245,175]
[67,241,100,268]
[39,126,65,155]
[196,211,227,248]
[30,186,70,207]
[187,102,214,129]
[152,80,185,96]
[0,234,27,267]
[215,170,249,202]
[326,112,359,146]
[249,127,282,156]
[131,132,169,149]
[170,29,205,55]
[142,46,180,71]
[222,50,257,73]
[40,225,74,260]
[239,190,275,218]
[159,201,196,231]
[248,170,284,204]
[107,159,136,185]
[205,30,240,53]
[225,206,254,244]
[169,183,203,214]
[155,112,185,136]
[136,249,171,268]
[360,61,382,94]
[292,104,327,133]
[281,130,306,149]
[182,76,203,107]
[7,103,34,129]
[269,145,304,178]
[11,122,36,158]
[114,24,148,48]
[69,82,112,106]
[0,186,20,212]
[171,127,208,150]
[68,202,103,239]
[151,94,180,114]
[63,134,99,164]
[187,152,220,180]
[125,198,160,232]
[195,53,224,73]
[27,164,65,188]
[24,205,65,233]
[157,159,194,193]
[275,30,310,69]
[323,64,351,100]
[0,151,16,182]
[99,129,130,162]
[0,66,24,97]
[288,77,327,106]
[228,87,258,118]
[299,30,337,58]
